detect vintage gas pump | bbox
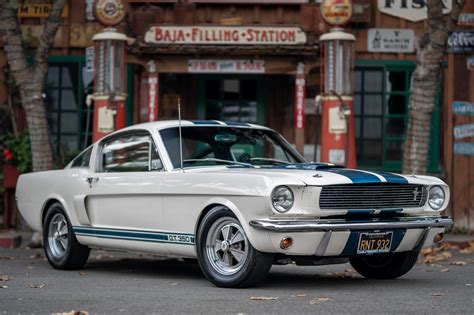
[318,27,356,168]
[89,28,127,142]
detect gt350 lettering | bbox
[168,234,194,244]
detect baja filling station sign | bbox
[377,0,452,22]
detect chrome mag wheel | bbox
[205,217,249,276]
[47,213,69,258]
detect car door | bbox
[84,131,165,235]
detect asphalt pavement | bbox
[1,241,473,314]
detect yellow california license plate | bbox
[357,231,393,255]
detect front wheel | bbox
[349,250,419,279]
[196,207,273,288]
[43,202,90,270]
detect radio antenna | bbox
[178,97,184,172]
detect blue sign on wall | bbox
[452,101,474,116]
[454,142,474,156]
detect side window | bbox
[101,133,163,172]
[71,146,93,168]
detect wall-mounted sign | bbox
[454,124,474,139]
[447,31,474,53]
[69,23,104,47]
[458,13,474,26]
[145,26,307,45]
[188,60,265,73]
[321,0,353,26]
[85,46,95,72]
[295,63,305,129]
[148,74,158,122]
[377,0,451,22]
[17,3,69,18]
[454,142,474,156]
[93,0,125,26]
[453,101,474,116]
[468,56,474,71]
[85,0,95,21]
[368,28,414,53]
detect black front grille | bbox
[319,184,427,210]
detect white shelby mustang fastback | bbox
[17,121,452,287]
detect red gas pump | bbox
[90,28,127,142]
[318,28,356,168]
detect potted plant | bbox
[1,133,32,189]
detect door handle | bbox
[86,177,99,187]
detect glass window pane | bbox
[47,112,58,133]
[45,90,59,111]
[102,134,151,172]
[386,94,406,115]
[241,80,257,100]
[61,66,73,88]
[71,146,93,168]
[386,141,404,161]
[386,71,406,92]
[361,141,383,166]
[354,94,362,115]
[61,90,78,110]
[363,118,382,139]
[363,94,383,115]
[205,80,220,99]
[354,70,362,92]
[223,79,240,100]
[46,66,60,87]
[364,70,383,92]
[60,135,78,154]
[386,118,406,138]
[60,113,78,133]
[355,117,361,138]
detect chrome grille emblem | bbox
[412,187,420,201]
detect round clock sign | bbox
[93,0,125,26]
[321,0,353,26]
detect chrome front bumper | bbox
[249,216,454,232]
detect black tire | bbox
[196,206,273,288]
[43,202,90,270]
[349,250,419,279]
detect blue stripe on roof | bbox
[323,169,381,183]
[191,120,221,125]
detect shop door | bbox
[197,76,264,124]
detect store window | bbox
[354,62,441,172]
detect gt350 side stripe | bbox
[73,226,195,245]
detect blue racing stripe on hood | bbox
[323,169,381,183]
[373,171,409,184]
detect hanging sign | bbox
[85,46,95,72]
[377,0,451,22]
[454,124,474,139]
[145,26,307,45]
[321,0,353,26]
[458,13,474,26]
[188,60,265,73]
[367,28,415,53]
[294,63,306,129]
[452,101,474,116]
[17,3,69,18]
[454,142,474,156]
[148,73,159,122]
[447,31,474,53]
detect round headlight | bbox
[271,186,294,213]
[428,185,445,210]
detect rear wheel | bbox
[196,206,273,288]
[43,202,90,270]
[349,250,419,279]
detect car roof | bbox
[113,120,272,134]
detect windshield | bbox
[160,126,305,169]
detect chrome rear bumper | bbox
[249,216,453,232]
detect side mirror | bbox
[151,159,163,171]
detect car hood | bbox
[183,163,444,187]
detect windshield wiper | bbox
[250,157,290,165]
[183,158,254,168]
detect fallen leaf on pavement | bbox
[30,284,46,289]
[296,294,307,297]
[423,251,452,264]
[0,255,14,260]
[0,285,7,289]
[29,253,42,259]
[450,261,467,266]
[0,275,15,281]
[250,296,278,301]
[54,311,89,315]
[440,268,449,272]
[431,292,444,297]
[466,284,472,287]
[318,297,332,302]
[79,272,86,276]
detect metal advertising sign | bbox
[85,46,95,72]
[447,31,474,53]
[367,28,415,53]
[294,63,306,129]
[145,26,307,45]
[452,101,474,116]
[377,0,451,22]
[321,0,353,26]
[188,60,265,73]
[93,0,125,26]
[17,3,69,18]
[458,13,474,26]
[454,142,474,156]
[454,124,474,139]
